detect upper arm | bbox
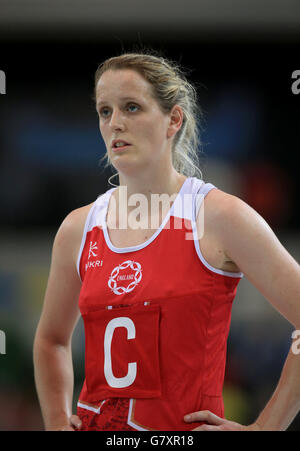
[35,205,91,346]
[212,190,300,328]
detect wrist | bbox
[243,422,263,431]
[44,413,71,431]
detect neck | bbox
[117,165,186,199]
[109,168,187,229]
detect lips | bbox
[111,139,131,149]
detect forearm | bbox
[33,337,74,430]
[254,343,300,431]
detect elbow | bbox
[33,334,72,375]
[33,329,71,360]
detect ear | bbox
[167,105,183,139]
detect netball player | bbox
[33,53,300,431]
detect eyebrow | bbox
[96,96,142,109]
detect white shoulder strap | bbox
[76,188,115,279]
[195,182,217,219]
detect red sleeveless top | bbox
[76,177,243,430]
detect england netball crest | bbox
[108,260,142,295]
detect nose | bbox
[109,108,125,131]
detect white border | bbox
[192,186,244,279]
[127,399,149,431]
[77,399,106,414]
[102,178,191,254]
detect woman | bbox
[33,53,300,431]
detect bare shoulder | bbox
[203,188,242,219]
[201,186,283,270]
[203,187,268,232]
[53,202,94,264]
[58,203,94,236]
[202,187,300,327]
[36,202,95,343]
[199,188,259,272]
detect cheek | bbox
[138,118,167,144]
[99,122,109,142]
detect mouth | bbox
[111,139,131,152]
[112,145,131,152]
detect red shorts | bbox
[77,398,136,431]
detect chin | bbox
[113,156,149,177]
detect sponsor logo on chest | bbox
[85,242,142,296]
[85,241,103,271]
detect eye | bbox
[99,107,111,118]
[126,103,139,113]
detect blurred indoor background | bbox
[0,0,299,431]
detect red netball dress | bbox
[76,177,243,431]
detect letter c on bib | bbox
[104,317,137,388]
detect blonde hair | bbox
[95,52,203,182]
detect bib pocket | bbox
[81,302,161,402]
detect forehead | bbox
[96,69,153,102]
